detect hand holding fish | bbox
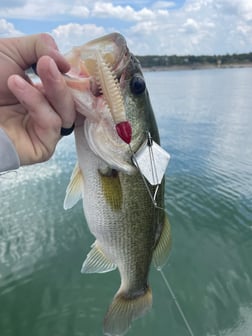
[0,33,75,166]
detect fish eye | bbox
[130,75,146,95]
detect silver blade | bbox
[132,140,170,185]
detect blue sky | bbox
[1,0,252,55]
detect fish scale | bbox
[63,33,172,336]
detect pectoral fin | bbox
[152,214,172,270]
[100,170,123,210]
[63,162,83,210]
[81,241,117,274]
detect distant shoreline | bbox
[142,62,252,72]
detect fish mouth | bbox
[83,32,130,78]
[66,33,131,95]
[66,33,138,174]
[86,33,131,99]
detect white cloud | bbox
[92,2,135,20]
[69,5,90,18]
[1,0,252,55]
[51,23,107,53]
[0,0,90,19]
[215,0,252,18]
[182,18,199,34]
[151,1,176,9]
[92,2,155,21]
[0,18,23,37]
[125,0,252,55]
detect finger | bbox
[5,33,70,73]
[7,74,62,135]
[36,56,76,129]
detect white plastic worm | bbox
[95,51,126,124]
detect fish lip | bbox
[88,33,131,97]
[113,47,131,79]
[98,34,131,82]
[115,53,131,81]
[95,33,131,80]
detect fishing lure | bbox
[94,51,132,144]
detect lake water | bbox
[0,68,252,336]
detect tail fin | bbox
[103,286,152,336]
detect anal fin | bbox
[81,241,117,274]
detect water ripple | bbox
[1,69,252,336]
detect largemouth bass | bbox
[63,33,172,336]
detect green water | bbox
[1,68,252,336]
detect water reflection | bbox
[145,68,252,336]
[1,68,252,336]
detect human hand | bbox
[0,33,76,166]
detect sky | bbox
[0,0,252,56]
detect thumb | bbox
[6,33,70,73]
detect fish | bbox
[63,33,172,336]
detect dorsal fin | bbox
[63,162,84,210]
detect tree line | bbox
[136,52,252,68]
